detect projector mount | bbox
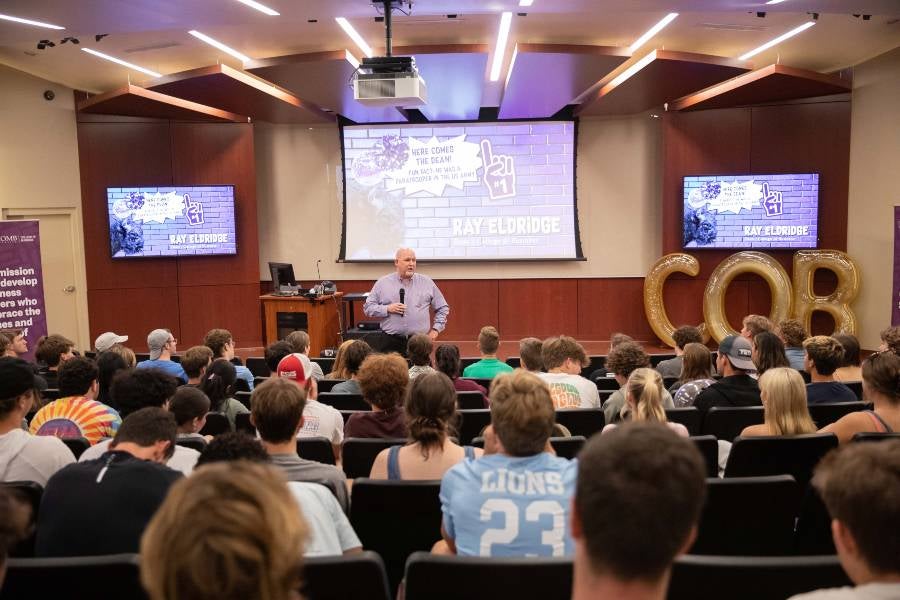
[371,0,413,57]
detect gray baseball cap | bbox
[718,335,756,371]
[147,329,173,360]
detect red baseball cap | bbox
[276,353,313,386]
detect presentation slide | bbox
[107,186,237,258]
[341,120,580,261]
[682,174,819,249]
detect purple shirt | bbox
[363,272,449,336]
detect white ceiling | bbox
[1,0,898,95]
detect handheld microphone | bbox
[399,288,405,317]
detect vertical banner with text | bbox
[894,207,900,326]
[0,220,48,361]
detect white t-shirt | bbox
[79,438,199,475]
[537,372,601,409]
[790,583,900,600]
[288,481,361,556]
[298,400,345,446]
[0,428,76,486]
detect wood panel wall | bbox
[78,115,261,351]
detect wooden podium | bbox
[260,293,343,356]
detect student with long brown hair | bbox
[741,367,817,437]
[670,343,716,407]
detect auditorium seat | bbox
[580,356,606,379]
[199,412,230,436]
[794,486,836,555]
[701,407,764,442]
[666,407,702,436]
[176,437,207,452]
[60,437,90,460]
[798,370,812,383]
[471,436,587,459]
[404,552,573,600]
[650,354,676,367]
[135,353,150,362]
[1,481,42,558]
[689,435,718,477]
[0,554,146,599]
[592,376,619,391]
[505,357,521,369]
[228,356,243,366]
[691,475,799,556]
[297,437,336,465]
[317,393,369,411]
[301,551,392,600]
[843,380,863,400]
[84,351,96,360]
[41,388,60,402]
[457,409,491,445]
[350,480,442,592]
[667,554,851,600]
[245,356,270,377]
[170,354,181,364]
[456,391,485,409]
[235,412,254,435]
[460,377,493,390]
[339,410,365,424]
[852,431,900,443]
[233,378,250,393]
[342,438,407,478]
[317,379,348,393]
[459,357,481,371]
[253,375,268,387]
[235,390,252,409]
[807,401,865,428]
[311,357,334,375]
[723,433,838,488]
[553,408,605,437]
[663,376,679,389]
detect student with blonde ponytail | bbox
[741,367,816,437]
[602,368,689,437]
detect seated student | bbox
[276,353,344,461]
[169,386,212,444]
[804,336,858,405]
[741,314,774,340]
[35,407,183,557]
[204,328,255,390]
[463,326,514,379]
[251,377,349,511]
[345,353,409,440]
[29,356,121,445]
[752,331,791,377]
[78,369,199,475]
[136,328,188,384]
[0,357,74,486]
[264,340,293,374]
[694,335,762,414]
[407,334,437,379]
[370,372,484,480]
[141,461,308,600]
[602,368,689,437]
[438,370,577,557]
[106,343,137,368]
[610,332,634,349]
[572,423,707,600]
[789,441,900,600]
[670,343,716,407]
[435,344,489,407]
[325,340,355,380]
[741,367,817,437]
[94,331,128,354]
[518,337,544,372]
[820,350,900,443]
[777,318,809,371]
[538,336,601,409]
[879,326,900,354]
[95,351,129,409]
[286,330,325,381]
[656,325,703,379]
[34,333,75,388]
[180,345,213,386]
[196,432,362,557]
[603,342,674,423]
[330,340,372,394]
[832,334,863,383]
[0,329,29,359]
[199,359,249,431]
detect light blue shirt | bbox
[785,347,806,371]
[136,358,188,384]
[235,364,255,390]
[363,272,449,336]
[440,453,577,557]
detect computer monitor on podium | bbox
[268,262,296,293]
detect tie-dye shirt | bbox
[30,396,122,445]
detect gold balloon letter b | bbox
[792,250,860,335]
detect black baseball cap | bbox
[0,357,36,399]
[718,335,756,371]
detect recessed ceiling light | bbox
[519,0,534,6]
[629,12,679,54]
[738,21,815,61]
[489,11,513,82]
[345,49,360,69]
[81,47,162,77]
[335,17,373,58]
[188,30,251,63]
[0,12,64,29]
[765,0,788,4]
[233,0,279,16]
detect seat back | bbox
[505,357,521,369]
[253,375,268,387]
[470,436,586,459]
[592,377,619,391]
[311,357,334,376]
[176,437,207,452]
[663,376,679,389]
[342,438,407,478]
[350,481,442,593]
[317,393,369,411]
[233,378,250,393]
[553,408,605,438]
[0,481,42,558]
[689,435,718,477]
[666,407,702,436]
[843,380,863,400]
[41,388,61,402]
[135,352,150,363]
[724,433,838,488]
[317,379,348,393]
[460,377,493,390]
[852,431,900,443]
[580,355,606,379]
[807,401,865,428]
[0,554,146,599]
[667,554,851,600]
[300,551,391,600]
[297,437,336,465]
[457,409,491,445]
[234,390,252,410]
[692,475,799,556]
[235,412,255,435]
[456,391,485,409]
[404,552,573,600]
[702,406,764,442]
[199,412,230,436]
[60,437,90,459]
[245,356,270,377]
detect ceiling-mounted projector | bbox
[353,56,427,107]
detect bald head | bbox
[395,248,417,279]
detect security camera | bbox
[43,90,55,101]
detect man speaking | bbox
[363,248,449,354]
